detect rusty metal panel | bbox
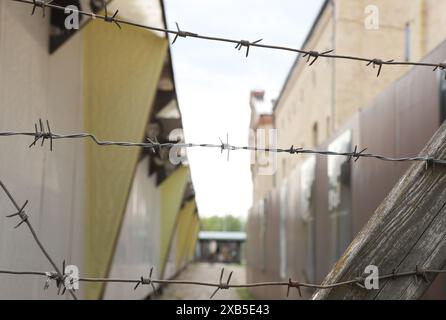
[286,167,302,282]
[314,149,329,283]
[355,89,399,232]
[394,71,440,179]
[284,167,310,299]
[265,188,282,299]
[279,183,288,280]
[292,156,318,298]
[327,130,353,264]
[247,187,285,299]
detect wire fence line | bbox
[1,131,444,299]
[1,263,446,299]
[0,120,445,167]
[1,178,446,299]
[11,0,446,77]
[1,122,445,299]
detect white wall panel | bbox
[163,229,178,280]
[104,157,161,300]
[0,2,84,299]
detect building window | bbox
[279,184,288,279]
[405,22,412,62]
[312,122,319,147]
[300,156,316,282]
[328,131,352,264]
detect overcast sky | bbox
[164,0,324,217]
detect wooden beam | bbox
[313,121,446,300]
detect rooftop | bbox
[198,231,246,241]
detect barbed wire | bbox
[1,265,445,299]
[11,0,446,77]
[0,179,78,299]
[4,0,446,301]
[0,119,445,167]
[1,153,444,300]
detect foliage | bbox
[200,215,245,232]
[236,288,255,300]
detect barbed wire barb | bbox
[146,136,159,154]
[210,268,233,299]
[219,133,233,161]
[31,0,53,17]
[303,49,334,66]
[171,22,198,45]
[366,59,395,77]
[28,119,53,151]
[134,267,157,295]
[433,63,446,79]
[235,39,262,57]
[348,145,368,162]
[6,199,29,229]
[103,0,121,29]
[354,272,366,289]
[414,265,429,284]
[44,271,58,290]
[287,278,302,297]
[288,145,302,155]
[56,260,66,295]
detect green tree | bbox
[201,215,245,232]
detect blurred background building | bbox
[196,231,246,264]
[0,0,199,299]
[275,0,446,185]
[248,0,446,300]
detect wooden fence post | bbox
[313,121,446,300]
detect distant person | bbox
[208,240,217,264]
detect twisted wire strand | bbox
[1,129,445,165]
[0,267,444,298]
[10,0,446,75]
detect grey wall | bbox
[103,157,161,300]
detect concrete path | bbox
[156,262,248,300]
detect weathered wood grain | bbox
[312,121,446,300]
